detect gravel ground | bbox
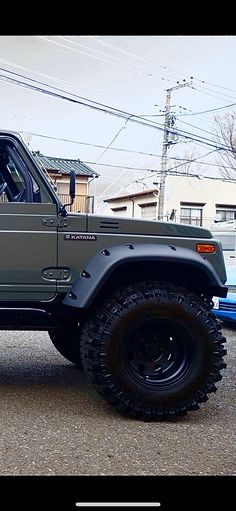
[0,326,235,476]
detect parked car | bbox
[210,220,236,252]
[211,219,236,231]
[213,265,236,323]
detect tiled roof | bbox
[32,151,99,178]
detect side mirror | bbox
[60,170,76,217]
[69,170,76,200]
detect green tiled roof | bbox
[32,151,99,178]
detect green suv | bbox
[0,130,228,420]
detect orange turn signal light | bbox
[196,243,216,254]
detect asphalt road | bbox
[0,325,235,476]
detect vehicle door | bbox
[0,138,58,301]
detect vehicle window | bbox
[0,141,40,203]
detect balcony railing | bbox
[58,194,94,213]
[0,193,94,213]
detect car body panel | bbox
[0,130,228,305]
[213,266,236,322]
[0,202,58,300]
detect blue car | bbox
[213,265,236,323]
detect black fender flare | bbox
[63,243,228,309]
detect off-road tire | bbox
[49,325,82,367]
[80,281,227,420]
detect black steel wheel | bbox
[124,317,195,388]
[80,281,227,420]
[49,324,82,367]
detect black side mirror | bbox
[69,170,76,200]
[60,170,76,216]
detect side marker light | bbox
[196,243,216,254]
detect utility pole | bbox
[157,80,193,221]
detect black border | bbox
[0,25,234,511]
[1,475,233,510]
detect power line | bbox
[17,129,216,163]
[0,66,231,149]
[3,39,236,119]
[0,66,230,143]
[38,36,151,76]
[4,46,236,118]
[83,161,158,171]
[95,116,132,163]
[0,55,102,96]
[102,167,236,201]
[22,129,233,170]
[160,63,236,98]
[139,170,236,182]
[193,77,236,95]
[57,36,148,72]
[0,67,169,133]
[176,117,218,138]
[55,36,236,104]
[3,53,233,120]
[83,148,219,173]
[193,85,236,104]
[1,66,236,154]
[194,83,236,102]
[160,102,236,118]
[0,66,140,118]
[159,64,236,115]
[22,129,166,156]
[87,36,151,64]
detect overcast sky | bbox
[0,35,236,208]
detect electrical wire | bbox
[3,43,236,114]
[193,85,236,104]
[1,66,236,154]
[86,36,151,64]
[3,53,229,121]
[38,36,151,76]
[160,102,236,118]
[101,167,236,201]
[0,65,231,138]
[0,55,103,95]
[175,117,218,138]
[84,148,219,173]
[20,129,233,172]
[193,83,236,102]
[95,116,132,163]
[160,63,236,98]
[57,36,148,72]
[20,130,231,169]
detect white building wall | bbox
[108,195,159,219]
[105,176,236,228]
[164,175,236,228]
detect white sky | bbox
[0,35,236,210]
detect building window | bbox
[111,206,127,217]
[180,206,203,226]
[180,202,205,226]
[215,204,236,222]
[139,202,157,220]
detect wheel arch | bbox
[63,243,227,309]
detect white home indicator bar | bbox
[75,504,161,508]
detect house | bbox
[32,151,99,213]
[104,189,159,220]
[104,174,236,230]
